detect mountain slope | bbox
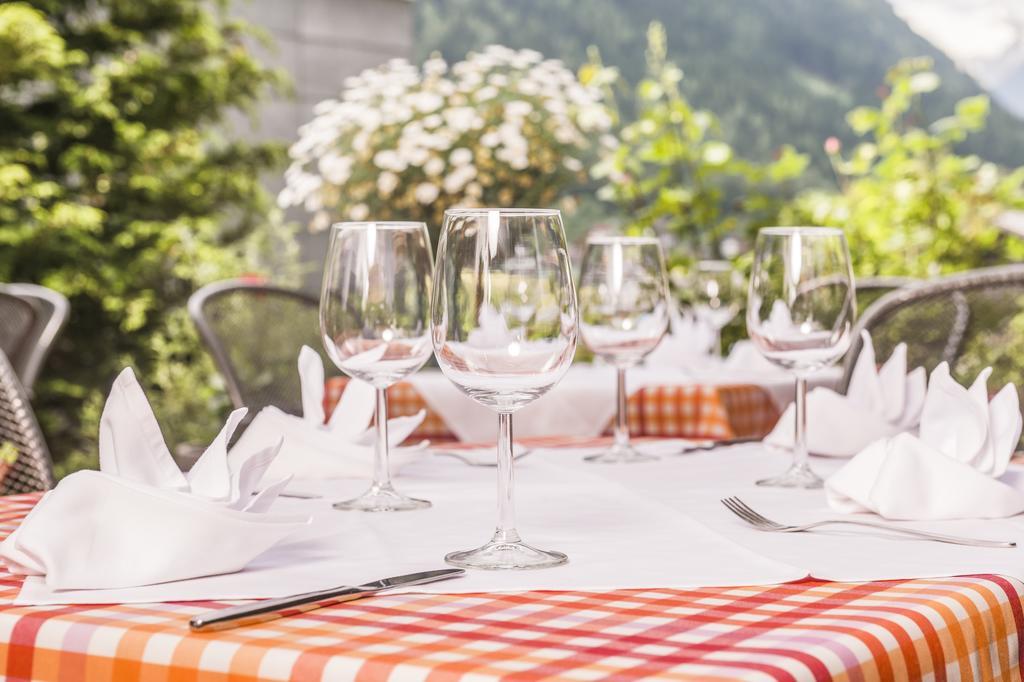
[992,61,1024,118]
[415,0,1024,183]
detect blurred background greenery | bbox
[2,0,1022,473]
[416,0,1024,184]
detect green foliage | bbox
[593,23,808,256]
[0,1,291,470]
[787,58,1024,278]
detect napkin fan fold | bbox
[826,362,1024,520]
[230,346,427,480]
[0,368,307,590]
[644,304,716,369]
[766,331,926,457]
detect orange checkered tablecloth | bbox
[324,378,780,442]
[0,488,1021,681]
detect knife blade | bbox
[673,436,762,454]
[189,568,466,632]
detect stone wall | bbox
[232,0,415,285]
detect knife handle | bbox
[190,585,373,632]
[189,568,466,632]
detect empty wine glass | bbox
[747,227,856,488]
[691,260,744,356]
[432,208,577,570]
[320,221,434,511]
[578,236,670,463]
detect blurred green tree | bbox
[589,23,809,353]
[788,58,1024,278]
[592,23,808,259]
[0,0,293,472]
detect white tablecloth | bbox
[572,444,1024,583]
[13,443,1024,605]
[13,452,803,604]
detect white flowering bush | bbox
[278,45,613,233]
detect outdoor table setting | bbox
[2,211,1023,682]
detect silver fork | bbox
[721,496,1016,548]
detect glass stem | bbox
[713,327,723,357]
[614,367,629,449]
[373,387,392,490]
[793,376,808,471]
[494,412,520,543]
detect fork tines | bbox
[720,496,788,530]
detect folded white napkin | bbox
[765,332,926,457]
[468,303,515,347]
[645,305,717,368]
[0,368,308,590]
[826,362,1024,520]
[646,305,787,375]
[721,341,786,374]
[231,346,427,480]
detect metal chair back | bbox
[841,265,1024,395]
[188,279,325,416]
[0,348,54,494]
[0,294,37,380]
[854,276,919,312]
[0,284,70,391]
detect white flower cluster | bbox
[279,46,612,230]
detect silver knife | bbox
[673,436,762,454]
[189,568,466,632]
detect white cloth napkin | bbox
[826,362,1024,520]
[644,305,716,369]
[231,346,427,481]
[765,332,926,457]
[0,368,308,590]
[646,305,786,379]
[721,341,785,374]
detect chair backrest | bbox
[0,284,70,391]
[0,348,54,494]
[0,293,38,380]
[840,265,1024,395]
[854,276,919,312]
[188,279,325,415]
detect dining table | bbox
[1,435,1020,682]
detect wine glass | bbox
[320,221,434,511]
[578,236,670,463]
[746,227,856,488]
[432,208,577,569]
[691,260,744,356]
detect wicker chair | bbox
[188,279,326,416]
[0,348,54,494]
[0,293,37,379]
[840,265,1024,395]
[0,284,70,392]
[854,276,918,311]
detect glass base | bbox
[584,443,658,464]
[756,463,823,489]
[333,484,431,512]
[445,533,568,570]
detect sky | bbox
[888,0,1024,85]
